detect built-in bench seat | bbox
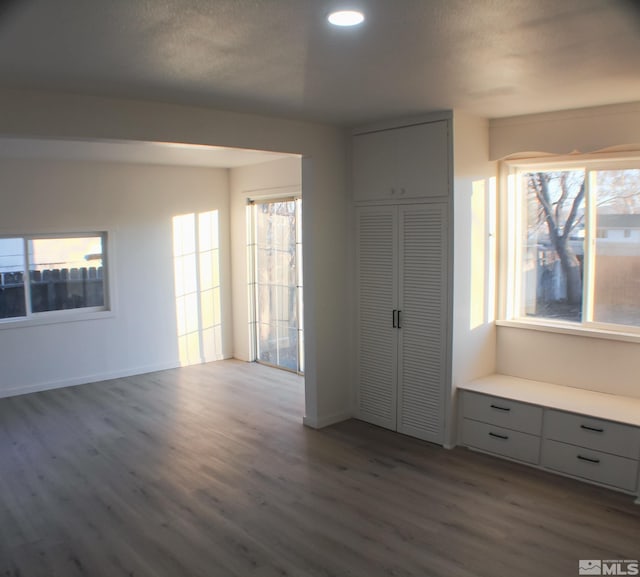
[457,374,640,503]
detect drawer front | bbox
[462,392,543,435]
[544,410,640,459]
[542,439,639,492]
[462,419,541,465]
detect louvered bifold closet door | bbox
[356,205,398,430]
[397,203,447,443]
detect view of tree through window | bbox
[521,170,585,322]
[519,165,640,328]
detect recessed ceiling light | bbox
[327,10,365,27]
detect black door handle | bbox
[397,310,401,329]
[392,309,397,328]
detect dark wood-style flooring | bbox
[1,360,638,576]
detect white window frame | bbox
[498,152,640,343]
[0,230,113,329]
[247,194,304,374]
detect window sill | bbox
[0,309,115,331]
[496,319,640,344]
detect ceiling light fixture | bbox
[327,10,365,27]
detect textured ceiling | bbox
[0,0,639,125]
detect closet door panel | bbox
[356,206,398,430]
[396,203,447,443]
[394,121,449,198]
[352,130,397,202]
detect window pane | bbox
[520,170,585,322]
[254,199,301,372]
[29,236,105,313]
[0,238,26,319]
[593,169,640,326]
[258,322,277,364]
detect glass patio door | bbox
[252,198,303,373]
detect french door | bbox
[252,198,304,373]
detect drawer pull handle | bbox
[577,455,601,464]
[490,404,511,412]
[580,424,604,433]
[489,432,509,440]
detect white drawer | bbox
[462,392,543,435]
[542,439,639,492]
[544,410,640,459]
[462,418,541,465]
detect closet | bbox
[353,116,452,445]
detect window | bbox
[249,198,304,374]
[503,156,640,333]
[0,233,108,322]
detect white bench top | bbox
[459,374,640,428]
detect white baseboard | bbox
[303,410,352,429]
[0,361,182,399]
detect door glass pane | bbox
[278,324,298,371]
[258,322,278,365]
[520,170,585,322]
[296,199,304,373]
[593,169,640,326]
[0,238,26,319]
[254,200,303,372]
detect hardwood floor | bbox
[0,360,638,577]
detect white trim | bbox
[583,171,596,322]
[497,165,511,320]
[241,184,301,201]
[351,194,451,207]
[352,110,453,136]
[0,308,115,330]
[496,319,640,344]
[0,360,182,399]
[247,203,257,362]
[303,410,352,429]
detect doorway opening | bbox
[250,197,304,374]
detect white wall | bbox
[490,101,640,398]
[497,327,640,398]
[229,157,302,362]
[451,111,497,443]
[0,88,351,427]
[0,158,232,397]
